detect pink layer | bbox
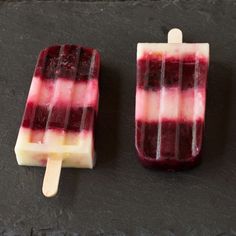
[29,129,93,145]
[135,87,205,122]
[28,76,98,107]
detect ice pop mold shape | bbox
[135,29,209,170]
[15,44,100,196]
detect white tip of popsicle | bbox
[168,28,183,43]
[42,158,62,197]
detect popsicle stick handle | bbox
[168,28,183,43]
[42,157,62,197]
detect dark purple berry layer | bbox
[22,102,95,132]
[136,120,203,161]
[34,45,100,81]
[137,56,208,90]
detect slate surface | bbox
[0,0,236,235]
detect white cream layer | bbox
[135,88,205,122]
[15,128,94,168]
[28,76,98,107]
[137,43,209,60]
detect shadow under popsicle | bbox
[202,62,233,165]
[58,167,79,192]
[95,63,121,167]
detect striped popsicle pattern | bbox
[15,45,100,168]
[135,43,209,170]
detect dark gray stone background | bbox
[0,0,236,235]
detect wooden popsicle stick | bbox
[168,28,183,43]
[42,157,62,197]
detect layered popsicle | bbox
[135,29,209,170]
[15,44,100,195]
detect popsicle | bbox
[135,29,209,170]
[15,44,100,196]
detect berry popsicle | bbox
[15,45,100,196]
[135,29,209,170]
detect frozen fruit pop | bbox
[15,45,100,196]
[135,29,209,170]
